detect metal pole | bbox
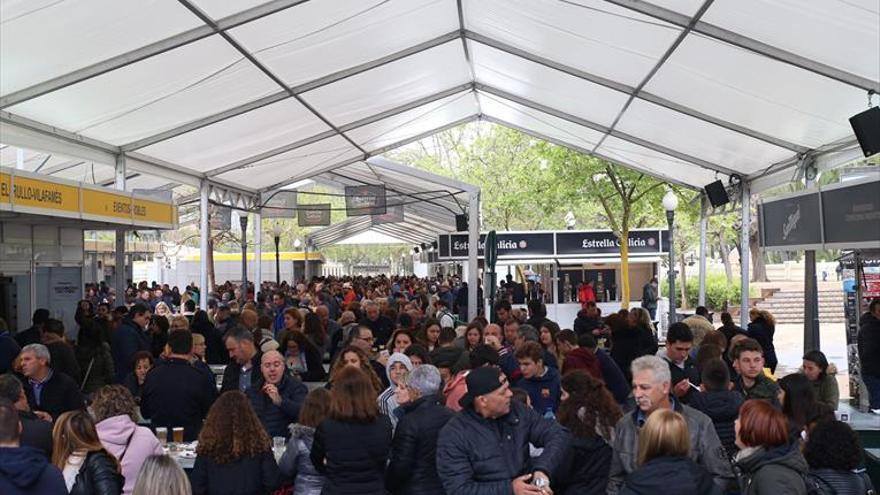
[667,210,676,327]
[740,182,751,328]
[239,213,248,301]
[114,154,127,306]
[304,243,310,282]
[254,211,262,301]
[467,190,480,321]
[274,236,281,285]
[804,173,820,352]
[199,181,209,311]
[698,195,708,307]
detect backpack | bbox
[437,309,466,329]
[804,469,876,495]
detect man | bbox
[695,306,713,324]
[716,311,746,343]
[436,366,567,494]
[525,300,550,330]
[247,350,308,439]
[0,374,52,458]
[0,319,20,375]
[503,319,520,348]
[271,292,288,336]
[41,319,81,384]
[111,304,152,382]
[494,300,512,327]
[221,326,263,393]
[360,301,395,345]
[19,344,83,420]
[141,330,216,442]
[578,333,631,405]
[435,300,456,330]
[349,326,391,389]
[607,355,732,493]
[573,302,602,338]
[660,323,700,403]
[316,305,341,353]
[640,277,659,320]
[438,282,455,311]
[500,325,557,383]
[386,365,454,494]
[14,309,49,348]
[859,298,880,414]
[731,338,780,405]
[515,342,561,417]
[483,323,508,356]
[556,330,600,379]
[0,399,67,495]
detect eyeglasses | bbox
[357,335,375,342]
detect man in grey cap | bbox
[436,366,567,495]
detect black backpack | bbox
[804,469,875,495]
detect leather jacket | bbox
[69,450,124,495]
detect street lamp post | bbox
[293,239,302,282]
[239,214,248,300]
[272,223,283,285]
[663,190,679,328]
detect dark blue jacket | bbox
[747,317,777,369]
[191,450,281,495]
[515,365,562,416]
[0,446,67,495]
[140,357,217,441]
[436,400,568,495]
[0,331,20,374]
[246,372,308,439]
[688,389,745,455]
[552,434,612,495]
[619,456,722,495]
[311,415,393,495]
[596,349,630,404]
[111,318,150,382]
[386,394,454,495]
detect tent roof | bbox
[1,0,876,200]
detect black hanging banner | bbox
[556,230,665,256]
[372,203,404,224]
[821,179,880,247]
[298,204,331,226]
[345,185,387,216]
[759,191,823,249]
[263,191,297,219]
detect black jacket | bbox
[573,313,602,337]
[611,329,646,381]
[46,339,82,384]
[734,443,808,495]
[18,409,53,459]
[436,400,568,495]
[386,395,454,495]
[747,317,778,369]
[221,350,263,394]
[597,349,631,404]
[14,326,41,348]
[552,434,612,495]
[246,372,308,439]
[688,389,745,455]
[191,450,281,495]
[75,342,115,395]
[111,318,151,382]
[0,332,20,374]
[24,370,84,420]
[619,456,723,495]
[69,450,125,495]
[665,354,701,403]
[359,316,395,347]
[191,318,227,365]
[858,313,880,376]
[807,468,875,495]
[140,357,217,441]
[311,415,393,495]
[718,323,746,343]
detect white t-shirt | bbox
[62,450,87,491]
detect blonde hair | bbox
[637,409,690,466]
[169,315,189,331]
[132,454,191,495]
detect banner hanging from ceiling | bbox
[298,204,331,226]
[263,191,297,219]
[371,203,404,224]
[345,185,386,216]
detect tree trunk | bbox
[749,231,768,282]
[619,228,630,309]
[207,235,216,291]
[718,231,733,283]
[679,251,689,309]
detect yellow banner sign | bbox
[0,172,10,206]
[133,197,175,224]
[11,174,80,212]
[82,189,133,220]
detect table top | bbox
[166,442,285,470]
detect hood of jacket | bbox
[689,390,743,422]
[386,352,413,382]
[623,456,716,494]
[289,423,315,442]
[0,446,54,489]
[736,442,808,475]
[95,414,137,447]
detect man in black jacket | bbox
[858,299,880,414]
[221,326,262,393]
[246,350,307,439]
[436,366,567,495]
[14,309,49,349]
[0,374,52,459]
[19,344,84,420]
[386,364,453,495]
[141,330,217,442]
[661,323,700,403]
[111,304,151,383]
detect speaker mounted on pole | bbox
[704,180,730,208]
[850,105,880,158]
[455,214,468,232]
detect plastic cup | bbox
[155,427,168,445]
[173,427,184,443]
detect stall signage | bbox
[82,189,132,220]
[9,174,79,212]
[0,171,10,207]
[448,232,554,258]
[298,204,331,227]
[760,192,822,248]
[133,197,175,225]
[556,230,666,256]
[821,180,880,246]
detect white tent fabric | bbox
[0,0,877,203]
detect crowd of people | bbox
[0,274,878,495]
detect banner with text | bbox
[345,185,386,216]
[371,203,404,225]
[263,191,297,219]
[298,204,332,226]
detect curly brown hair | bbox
[329,346,382,393]
[557,370,622,441]
[91,385,139,423]
[196,391,270,464]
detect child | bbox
[515,341,561,418]
[687,358,744,456]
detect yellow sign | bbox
[82,189,133,220]
[0,172,10,206]
[133,197,175,224]
[11,174,79,212]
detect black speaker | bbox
[704,180,730,208]
[850,106,880,158]
[455,214,468,232]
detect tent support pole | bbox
[467,191,480,321]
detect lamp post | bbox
[293,238,302,282]
[663,190,679,327]
[272,223,282,285]
[239,214,248,300]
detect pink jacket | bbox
[96,414,162,495]
[443,370,470,412]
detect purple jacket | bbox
[96,414,162,495]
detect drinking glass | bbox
[155,427,168,446]
[173,427,184,443]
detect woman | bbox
[247,350,308,439]
[191,309,226,365]
[418,318,441,352]
[53,410,124,495]
[75,318,115,395]
[93,385,163,495]
[278,307,304,345]
[148,315,169,360]
[303,312,327,354]
[803,420,875,494]
[169,315,189,332]
[607,313,641,382]
[403,344,431,367]
[629,308,659,357]
[123,351,154,404]
[388,329,415,354]
[464,323,483,352]
[619,409,721,495]
[539,321,561,363]
[734,399,808,494]
[280,330,327,382]
[747,308,778,373]
[326,346,383,393]
[801,350,839,409]
[778,373,818,438]
[279,389,332,495]
[153,302,172,321]
[132,454,191,495]
[553,370,622,495]
[376,352,413,430]
[311,366,393,495]
[192,391,281,495]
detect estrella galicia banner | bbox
[263,191,297,219]
[297,204,331,227]
[760,191,822,249]
[371,203,404,225]
[556,230,665,256]
[447,232,555,258]
[821,179,880,247]
[345,184,386,216]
